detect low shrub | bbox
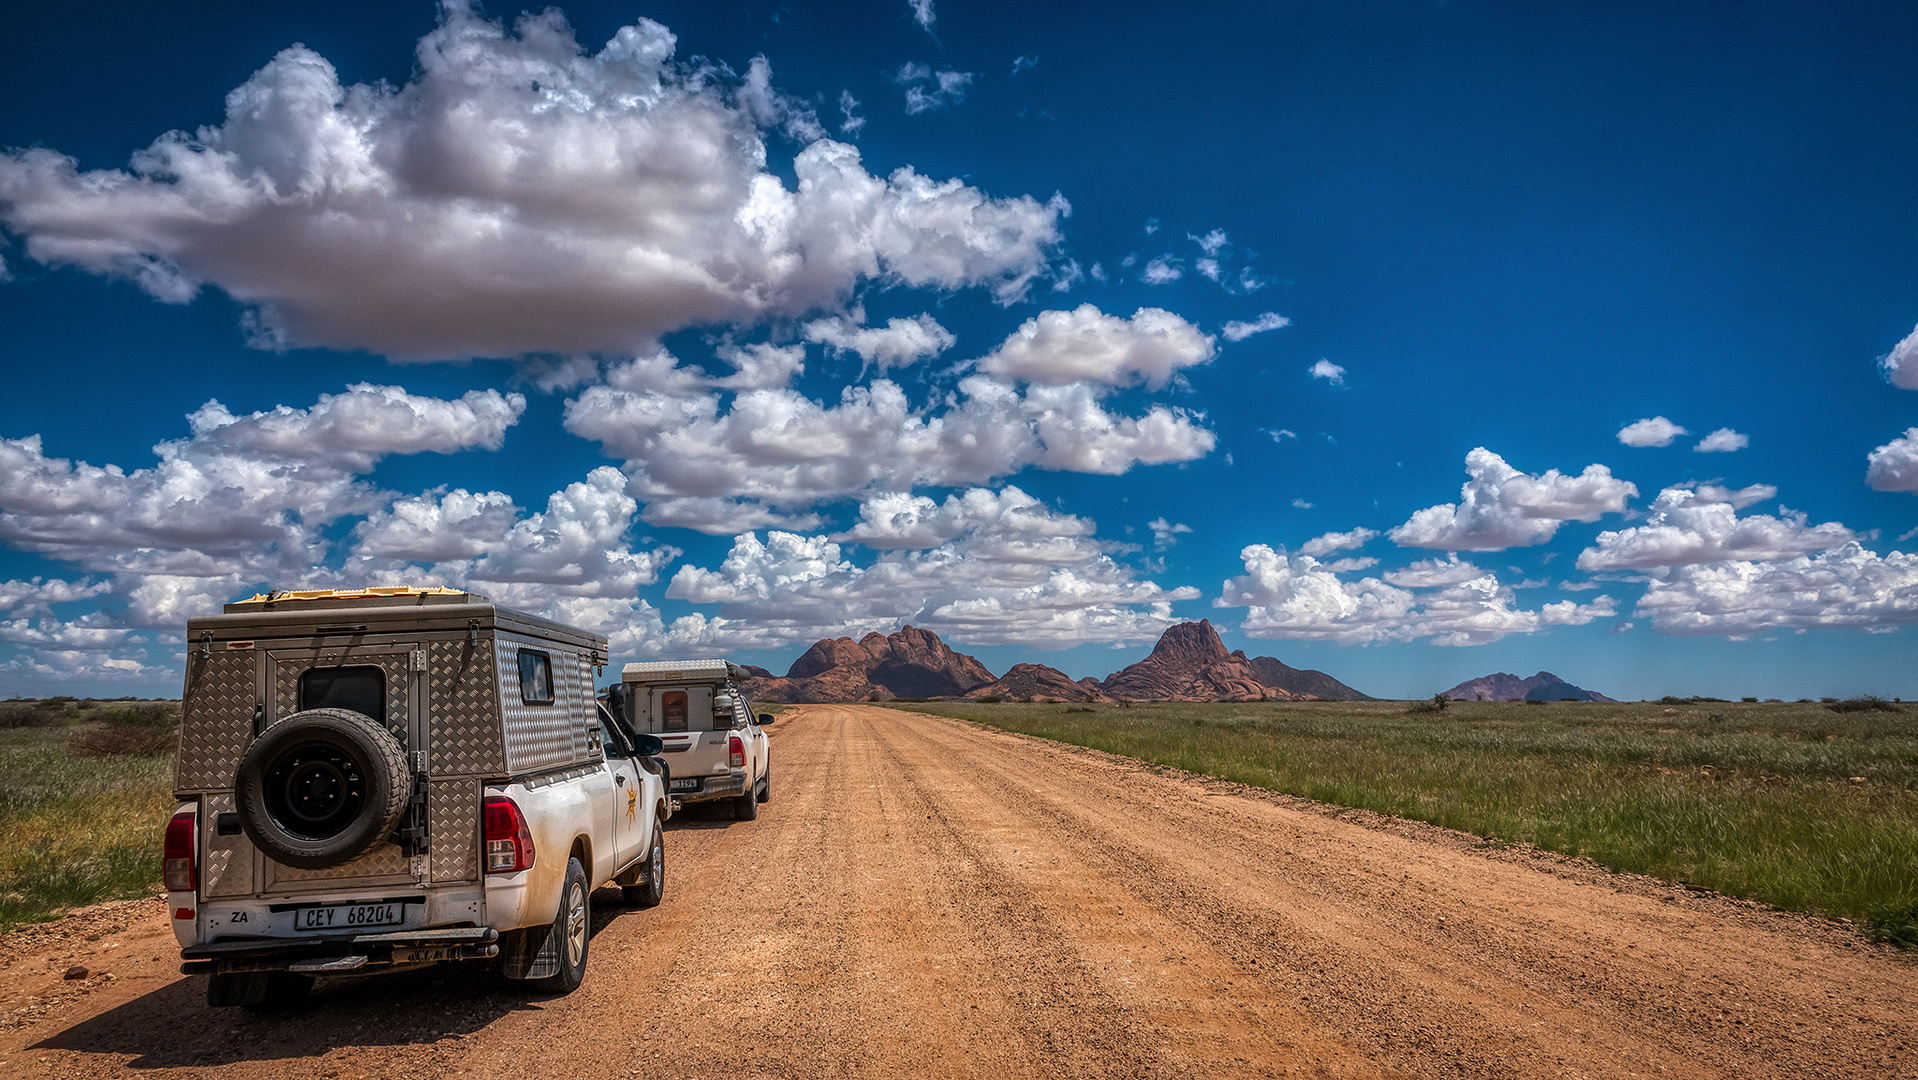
[1406,694,1450,715]
[1827,696,1902,714]
[0,701,64,729]
[68,724,178,758]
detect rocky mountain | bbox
[1098,620,1305,702]
[964,663,1109,702]
[1244,655,1375,701]
[740,621,1374,705]
[1441,671,1614,702]
[744,625,996,703]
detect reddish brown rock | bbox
[743,625,997,703]
[964,664,1110,703]
[1099,620,1306,702]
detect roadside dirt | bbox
[2,703,1913,1078]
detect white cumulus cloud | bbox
[1141,257,1183,284]
[1617,416,1688,448]
[564,365,1216,533]
[803,313,955,370]
[1299,527,1378,558]
[666,497,1196,649]
[1576,486,1855,571]
[1867,429,1918,494]
[977,304,1215,389]
[1882,323,1918,390]
[1694,428,1749,453]
[1388,448,1636,552]
[1633,544,1918,636]
[0,7,1063,359]
[1309,359,1346,385]
[1215,544,1612,647]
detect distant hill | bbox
[1243,655,1375,701]
[1441,671,1614,702]
[1098,621,1307,702]
[964,663,1109,702]
[743,625,995,703]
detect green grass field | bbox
[886,697,1918,944]
[0,699,179,932]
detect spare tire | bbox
[234,708,409,870]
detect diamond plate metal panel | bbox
[176,650,258,794]
[267,841,412,887]
[198,793,256,899]
[426,639,505,775]
[272,651,412,744]
[497,639,594,773]
[428,779,479,884]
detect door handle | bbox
[615,774,625,785]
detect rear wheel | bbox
[622,820,665,907]
[732,781,759,820]
[533,857,590,994]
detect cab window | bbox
[518,649,554,705]
[298,665,385,719]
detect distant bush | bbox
[0,702,63,729]
[1742,697,1759,703]
[1524,698,1547,706]
[1406,693,1450,715]
[68,724,177,758]
[92,703,177,729]
[1660,696,1728,705]
[1827,696,1903,714]
[976,695,1003,704]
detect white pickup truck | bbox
[611,660,772,819]
[165,587,671,1010]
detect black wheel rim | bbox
[264,740,369,840]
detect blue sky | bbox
[2,1,1915,700]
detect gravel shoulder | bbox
[1,703,1912,1079]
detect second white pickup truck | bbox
[610,661,771,820]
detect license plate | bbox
[293,903,404,931]
[669,778,698,791]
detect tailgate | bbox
[655,732,731,785]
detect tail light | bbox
[728,735,745,768]
[163,809,196,892]
[483,796,536,874]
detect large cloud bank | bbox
[0,5,1067,359]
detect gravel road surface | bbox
[2,703,1912,1078]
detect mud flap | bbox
[497,923,562,981]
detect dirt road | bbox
[3,703,1913,1078]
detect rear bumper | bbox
[669,770,749,805]
[179,926,499,975]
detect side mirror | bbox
[757,713,775,725]
[633,733,664,756]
